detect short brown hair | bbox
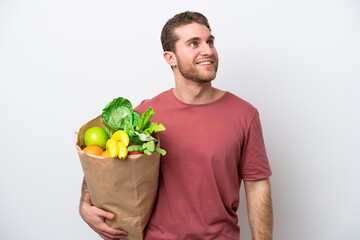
[161,11,211,52]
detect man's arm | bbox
[244,178,273,240]
[79,177,127,240]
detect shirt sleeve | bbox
[239,111,272,181]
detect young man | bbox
[80,11,273,240]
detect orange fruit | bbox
[101,150,111,158]
[83,145,103,156]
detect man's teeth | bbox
[198,61,212,65]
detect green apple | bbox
[84,127,109,150]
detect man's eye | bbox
[207,40,214,46]
[190,42,198,47]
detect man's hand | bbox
[80,177,127,240]
[244,178,273,240]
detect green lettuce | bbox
[134,107,165,141]
[101,98,166,155]
[136,107,155,131]
[142,141,167,156]
[101,97,140,137]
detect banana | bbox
[106,131,130,159]
[111,130,130,147]
[118,141,128,160]
[107,139,119,158]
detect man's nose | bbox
[200,42,213,56]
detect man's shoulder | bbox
[224,91,258,113]
[134,89,171,113]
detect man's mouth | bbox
[197,60,214,66]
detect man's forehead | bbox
[174,22,213,41]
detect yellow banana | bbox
[118,141,128,160]
[107,139,119,158]
[111,130,130,147]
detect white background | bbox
[1,0,359,239]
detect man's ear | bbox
[163,51,177,67]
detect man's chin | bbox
[199,72,217,82]
[178,67,217,83]
[197,77,215,83]
[189,76,216,83]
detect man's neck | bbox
[173,81,224,105]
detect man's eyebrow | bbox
[185,37,201,44]
[184,35,215,44]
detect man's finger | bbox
[99,232,119,240]
[99,228,125,240]
[93,206,114,220]
[101,223,128,236]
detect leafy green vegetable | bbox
[101,97,167,156]
[155,148,166,156]
[136,107,155,131]
[141,141,167,156]
[142,123,165,137]
[133,131,157,143]
[134,107,166,140]
[101,97,140,137]
[128,141,166,156]
[143,141,155,152]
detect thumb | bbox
[94,207,114,220]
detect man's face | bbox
[172,22,219,83]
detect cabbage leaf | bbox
[101,97,140,137]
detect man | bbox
[80,11,273,240]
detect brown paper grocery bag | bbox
[76,115,160,240]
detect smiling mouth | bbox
[197,61,213,66]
